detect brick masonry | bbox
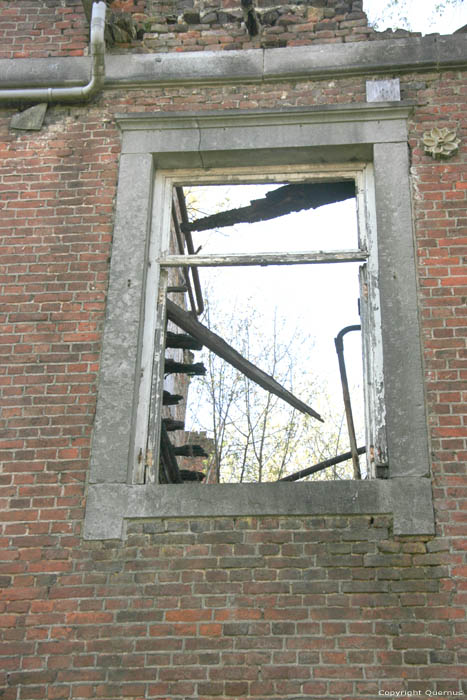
[0,0,421,58]
[0,0,466,698]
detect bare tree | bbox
[186,294,359,483]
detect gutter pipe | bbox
[0,1,106,104]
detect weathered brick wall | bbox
[1,69,465,697]
[0,0,88,59]
[0,0,422,58]
[407,74,467,561]
[2,515,462,698]
[141,0,379,53]
[0,1,466,698]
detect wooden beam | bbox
[179,469,206,482]
[163,391,183,406]
[159,250,367,268]
[159,422,183,484]
[164,359,206,376]
[166,331,203,351]
[174,445,209,458]
[166,299,323,422]
[180,181,356,233]
[162,418,185,432]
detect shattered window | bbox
[139,171,385,486]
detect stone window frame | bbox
[84,103,434,540]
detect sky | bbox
[364,0,466,34]
[184,184,366,461]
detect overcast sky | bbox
[364,0,466,34]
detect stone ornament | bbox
[423,127,460,158]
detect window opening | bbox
[85,109,435,540]
[143,174,377,486]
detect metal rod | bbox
[335,325,362,479]
[277,446,366,481]
[159,250,368,268]
[176,187,205,315]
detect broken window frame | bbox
[132,164,384,485]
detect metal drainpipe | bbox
[0,1,106,104]
[334,324,362,480]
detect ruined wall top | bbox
[0,0,423,59]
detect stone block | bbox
[307,6,325,22]
[183,10,200,23]
[10,103,47,131]
[366,79,400,103]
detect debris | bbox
[181,181,355,234]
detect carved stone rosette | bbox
[423,127,460,159]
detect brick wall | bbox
[0,0,422,58]
[1,515,462,698]
[0,0,466,698]
[0,0,88,59]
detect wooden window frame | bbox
[137,165,378,485]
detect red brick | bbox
[0,4,466,698]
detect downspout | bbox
[0,1,106,104]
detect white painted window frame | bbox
[133,164,382,484]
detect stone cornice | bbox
[1,34,466,92]
[115,102,416,132]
